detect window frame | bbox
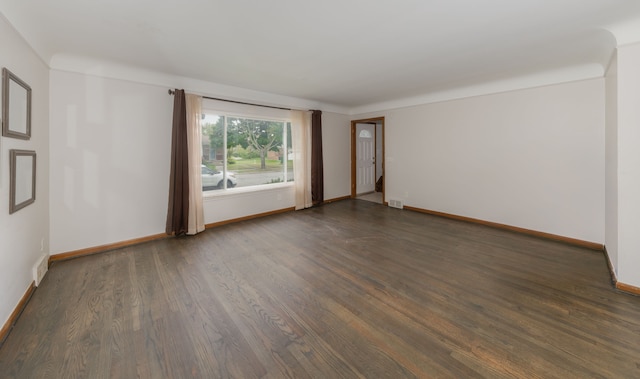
[201,108,294,195]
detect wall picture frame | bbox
[2,67,32,140]
[9,149,36,214]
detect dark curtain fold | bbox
[165,89,190,236]
[311,110,324,205]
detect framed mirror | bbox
[9,150,36,214]
[2,68,32,140]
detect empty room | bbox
[1,1,640,377]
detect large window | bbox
[201,113,293,191]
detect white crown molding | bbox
[49,53,351,115]
[349,64,604,115]
[607,17,640,47]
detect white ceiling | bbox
[2,0,640,109]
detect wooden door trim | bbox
[351,117,385,203]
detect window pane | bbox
[202,114,230,190]
[359,129,373,138]
[287,122,293,182]
[202,113,293,192]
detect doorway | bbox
[351,117,385,204]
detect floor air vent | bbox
[388,199,404,209]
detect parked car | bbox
[201,165,237,189]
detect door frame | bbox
[351,117,385,203]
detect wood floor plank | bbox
[1,199,640,378]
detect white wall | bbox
[0,14,49,329]
[605,51,619,275]
[355,78,605,243]
[203,185,295,224]
[616,42,640,288]
[49,69,351,255]
[50,70,173,254]
[322,112,351,201]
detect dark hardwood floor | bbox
[1,199,640,378]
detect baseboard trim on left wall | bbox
[50,206,299,264]
[0,281,36,347]
[50,233,168,263]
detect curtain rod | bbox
[168,89,298,111]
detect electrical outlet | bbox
[33,254,49,286]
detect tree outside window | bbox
[202,114,293,191]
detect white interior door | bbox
[356,123,375,194]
